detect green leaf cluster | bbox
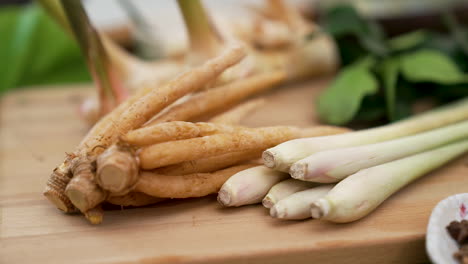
[0,4,90,94]
[317,5,468,125]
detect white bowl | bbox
[426,193,468,264]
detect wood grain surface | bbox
[1,80,467,264]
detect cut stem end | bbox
[262,150,276,168]
[310,198,329,219]
[43,189,76,213]
[217,188,232,206]
[289,163,307,180]
[262,195,275,209]
[270,205,286,218]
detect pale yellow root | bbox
[46,47,244,212]
[48,87,151,212]
[209,98,266,125]
[65,157,107,213]
[134,164,256,198]
[84,206,104,225]
[54,47,183,210]
[139,125,348,170]
[77,46,245,157]
[147,70,285,124]
[123,122,243,146]
[139,126,298,169]
[155,150,263,175]
[96,145,139,196]
[113,46,246,136]
[106,192,165,207]
[78,70,157,154]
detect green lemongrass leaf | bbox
[317,58,379,125]
[400,49,468,84]
[0,5,40,93]
[389,30,428,52]
[380,58,399,121]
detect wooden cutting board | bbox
[1,80,467,264]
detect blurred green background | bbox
[0,2,90,94]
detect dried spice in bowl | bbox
[447,219,468,263]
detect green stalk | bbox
[291,120,468,182]
[310,139,468,223]
[117,0,164,60]
[177,0,222,61]
[37,0,72,35]
[60,0,127,114]
[263,97,468,172]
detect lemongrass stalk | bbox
[270,185,333,220]
[46,0,125,118]
[291,120,468,182]
[117,0,165,60]
[61,0,128,115]
[217,166,288,207]
[310,139,468,223]
[262,179,317,208]
[177,0,222,62]
[44,0,179,125]
[264,97,468,172]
